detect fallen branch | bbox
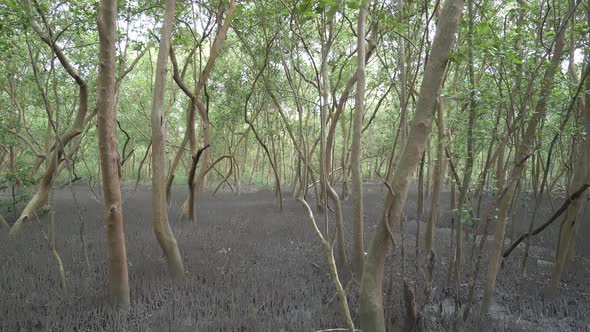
[503,183,590,258]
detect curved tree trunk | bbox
[179,1,236,220]
[151,0,185,281]
[10,8,89,236]
[96,0,130,305]
[359,0,464,329]
[187,145,210,222]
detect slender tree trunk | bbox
[317,18,349,277]
[359,0,464,329]
[351,1,368,277]
[249,143,261,185]
[454,0,478,299]
[166,105,191,204]
[179,1,236,220]
[134,142,151,191]
[425,98,447,254]
[547,36,590,296]
[151,0,185,281]
[495,138,506,192]
[481,4,571,311]
[97,0,130,305]
[448,163,456,283]
[10,7,90,235]
[340,114,350,200]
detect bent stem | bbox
[35,212,67,290]
[298,196,354,331]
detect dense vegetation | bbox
[0,0,588,330]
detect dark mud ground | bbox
[1,182,589,331]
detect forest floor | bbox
[1,182,589,331]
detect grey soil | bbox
[1,183,589,331]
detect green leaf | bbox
[346,0,360,9]
[235,3,244,16]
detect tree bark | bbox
[179,1,236,220]
[151,0,185,281]
[188,145,210,221]
[454,0,478,287]
[425,98,447,254]
[351,1,368,277]
[359,0,464,329]
[547,33,590,296]
[97,0,130,305]
[10,5,89,236]
[481,2,572,311]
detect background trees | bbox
[0,0,589,329]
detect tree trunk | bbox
[166,107,190,204]
[97,0,130,305]
[341,113,350,200]
[10,8,90,235]
[351,1,368,277]
[481,3,571,311]
[425,98,447,254]
[454,0,478,288]
[317,17,348,277]
[179,1,236,221]
[359,0,464,329]
[547,38,590,296]
[150,0,185,281]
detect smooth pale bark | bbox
[351,1,368,277]
[10,7,89,236]
[151,0,185,281]
[359,0,464,329]
[481,2,571,311]
[97,0,130,305]
[425,98,447,254]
